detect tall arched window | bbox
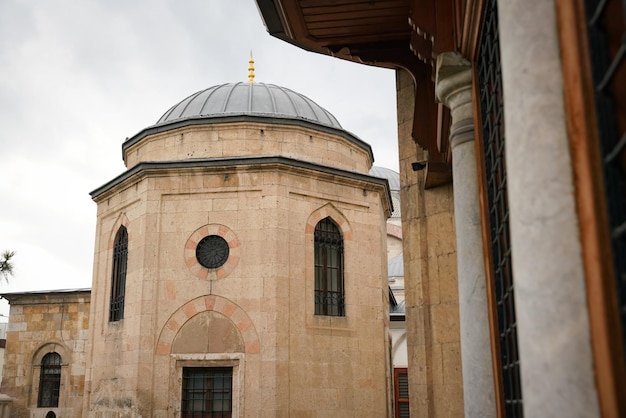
[314,217,345,316]
[38,352,61,407]
[109,225,128,322]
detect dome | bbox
[121,81,374,174]
[156,82,342,129]
[369,166,400,191]
[388,254,404,278]
[370,166,401,218]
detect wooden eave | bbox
[256,0,464,187]
[257,0,412,65]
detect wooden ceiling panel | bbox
[308,17,406,34]
[302,7,407,23]
[297,0,412,44]
[302,0,406,10]
[309,29,408,45]
[299,0,404,7]
[306,15,405,28]
[299,3,411,46]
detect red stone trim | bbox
[155,295,260,355]
[108,213,130,249]
[184,224,240,280]
[386,223,403,240]
[305,203,352,240]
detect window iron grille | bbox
[38,352,61,408]
[477,0,523,415]
[182,367,233,418]
[314,217,345,316]
[584,0,626,358]
[109,226,128,322]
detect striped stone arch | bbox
[156,295,260,356]
[108,212,130,250]
[305,203,352,240]
[184,224,241,280]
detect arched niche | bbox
[172,311,244,354]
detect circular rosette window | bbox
[185,224,240,280]
[196,235,229,269]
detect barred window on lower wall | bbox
[181,367,233,418]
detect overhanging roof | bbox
[256,0,460,187]
[256,0,460,69]
[256,0,413,68]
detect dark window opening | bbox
[182,367,233,418]
[314,217,345,316]
[38,352,61,408]
[109,226,128,322]
[477,0,523,415]
[584,0,626,362]
[196,235,230,269]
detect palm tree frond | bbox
[0,250,16,282]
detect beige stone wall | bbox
[86,122,391,417]
[396,69,463,417]
[123,123,373,174]
[2,291,90,418]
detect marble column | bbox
[497,0,600,416]
[435,52,496,418]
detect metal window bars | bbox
[181,367,233,418]
[109,226,128,322]
[584,0,626,359]
[477,0,523,415]
[314,217,345,316]
[38,352,61,408]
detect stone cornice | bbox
[90,156,394,218]
[1,288,91,305]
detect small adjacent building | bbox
[1,289,90,417]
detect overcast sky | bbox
[0,0,399,316]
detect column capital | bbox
[436,52,474,148]
[436,52,472,116]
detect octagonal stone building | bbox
[81,80,393,417]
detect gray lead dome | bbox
[157,82,342,129]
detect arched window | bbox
[314,217,345,316]
[109,226,128,322]
[38,352,61,407]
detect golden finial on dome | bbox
[248,50,255,83]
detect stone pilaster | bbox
[435,52,496,418]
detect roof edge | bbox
[90,155,393,216]
[1,288,91,302]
